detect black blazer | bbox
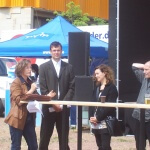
[39,60,75,114]
[90,82,118,121]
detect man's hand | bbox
[52,104,62,112]
[132,63,144,69]
[47,90,56,98]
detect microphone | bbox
[29,76,36,82]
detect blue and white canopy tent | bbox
[0,16,108,58]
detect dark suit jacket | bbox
[39,59,75,114]
[90,82,118,121]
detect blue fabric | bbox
[0,16,108,58]
[90,58,108,75]
[70,106,76,125]
[9,113,38,150]
[9,126,22,150]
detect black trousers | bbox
[39,109,70,150]
[134,119,150,150]
[94,133,111,150]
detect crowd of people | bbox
[4,41,150,150]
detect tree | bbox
[92,17,108,25]
[47,1,108,26]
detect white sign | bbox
[77,25,108,43]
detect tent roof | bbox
[0,16,108,58]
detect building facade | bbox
[0,0,108,19]
[0,0,108,39]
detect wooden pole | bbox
[21,100,150,150]
[21,100,150,109]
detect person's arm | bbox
[25,90,56,101]
[39,64,49,95]
[47,90,62,112]
[63,65,75,101]
[132,63,144,83]
[132,63,144,69]
[52,65,75,112]
[96,85,118,121]
[11,79,56,107]
[26,82,37,94]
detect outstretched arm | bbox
[132,63,144,83]
[132,63,144,69]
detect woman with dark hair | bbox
[90,64,118,150]
[31,64,39,81]
[4,59,56,150]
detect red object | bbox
[11,34,24,39]
[15,57,36,64]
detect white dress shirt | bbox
[51,59,61,98]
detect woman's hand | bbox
[47,90,56,98]
[90,117,98,124]
[31,83,37,91]
[26,83,37,94]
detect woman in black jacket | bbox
[90,64,118,150]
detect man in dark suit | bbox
[39,41,75,150]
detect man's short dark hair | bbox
[50,41,62,50]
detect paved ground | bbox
[0,117,149,150]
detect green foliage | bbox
[47,1,107,26]
[92,17,108,25]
